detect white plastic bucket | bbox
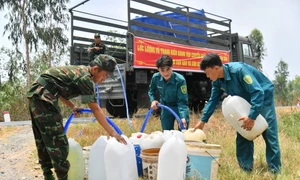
[140,148,160,180]
[185,141,222,180]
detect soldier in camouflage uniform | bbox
[27,55,126,180]
[88,33,108,61]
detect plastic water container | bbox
[67,138,85,180]
[104,135,138,180]
[88,136,107,180]
[162,130,184,141]
[3,111,11,122]
[140,133,164,150]
[183,129,207,142]
[151,131,163,135]
[157,135,187,180]
[185,141,221,180]
[222,95,268,141]
[140,148,160,180]
[129,132,148,145]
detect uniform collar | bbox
[159,72,175,84]
[223,64,231,81]
[88,66,93,78]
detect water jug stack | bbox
[129,132,148,145]
[222,95,268,140]
[67,138,85,180]
[163,130,184,141]
[140,133,164,150]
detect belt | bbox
[37,77,60,98]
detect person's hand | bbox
[181,118,187,129]
[72,107,83,118]
[239,116,255,131]
[150,100,159,110]
[87,47,93,52]
[94,47,100,50]
[193,121,205,131]
[111,131,127,144]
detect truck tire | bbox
[105,91,137,118]
[190,100,206,114]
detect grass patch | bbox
[66,107,300,179]
[0,126,22,140]
[279,111,300,141]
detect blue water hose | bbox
[63,108,122,135]
[116,65,133,131]
[140,108,153,133]
[140,104,185,132]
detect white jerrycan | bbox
[222,95,268,141]
[129,132,148,145]
[67,138,85,180]
[88,136,108,180]
[183,128,207,142]
[157,134,187,180]
[140,133,164,150]
[104,135,138,180]
[163,130,184,141]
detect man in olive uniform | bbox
[27,55,126,180]
[148,55,189,130]
[88,33,108,61]
[194,53,281,173]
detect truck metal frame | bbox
[69,0,256,117]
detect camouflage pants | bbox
[28,97,69,180]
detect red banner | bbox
[133,36,230,72]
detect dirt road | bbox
[0,125,43,180]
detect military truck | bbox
[69,0,256,117]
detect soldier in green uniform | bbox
[148,55,189,130]
[27,55,126,180]
[194,53,281,173]
[88,33,108,61]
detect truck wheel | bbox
[190,100,206,114]
[105,91,137,118]
[106,99,127,118]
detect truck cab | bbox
[231,33,256,67]
[69,0,256,117]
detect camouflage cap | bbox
[94,33,100,38]
[93,54,117,79]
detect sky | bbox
[0,0,299,80]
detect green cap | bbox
[93,54,117,79]
[94,33,100,38]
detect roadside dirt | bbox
[0,125,43,180]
